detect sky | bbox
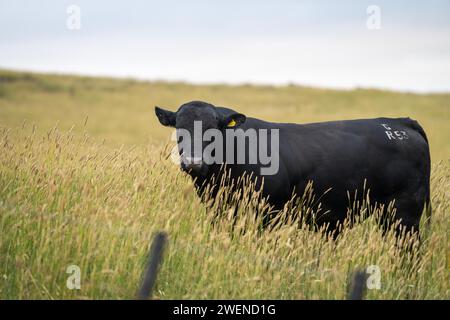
[1,0,450,92]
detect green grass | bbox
[0,69,449,299]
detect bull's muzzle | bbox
[180,156,203,174]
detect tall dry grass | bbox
[0,70,449,299]
[0,124,448,299]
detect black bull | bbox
[155,101,431,236]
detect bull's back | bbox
[276,117,430,219]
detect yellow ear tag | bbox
[227,119,237,127]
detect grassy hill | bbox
[0,69,448,299]
[1,69,449,159]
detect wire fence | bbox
[137,230,368,300]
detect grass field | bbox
[0,69,449,299]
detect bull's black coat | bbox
[155,101,431,236]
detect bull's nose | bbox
[181,157,203,173]
[185,162,202,173]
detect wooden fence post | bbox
[347,270,368,300]
[137,231,168,300]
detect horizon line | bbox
[1,67,449,96]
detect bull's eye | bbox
[227,119,237,127]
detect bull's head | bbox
[155,101,246,177]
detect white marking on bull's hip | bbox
[381,124,409,141]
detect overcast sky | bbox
[1,0,450,92]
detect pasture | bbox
[0,69,448,299]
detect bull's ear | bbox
[155,106,176,127]
[223,113,246,128]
